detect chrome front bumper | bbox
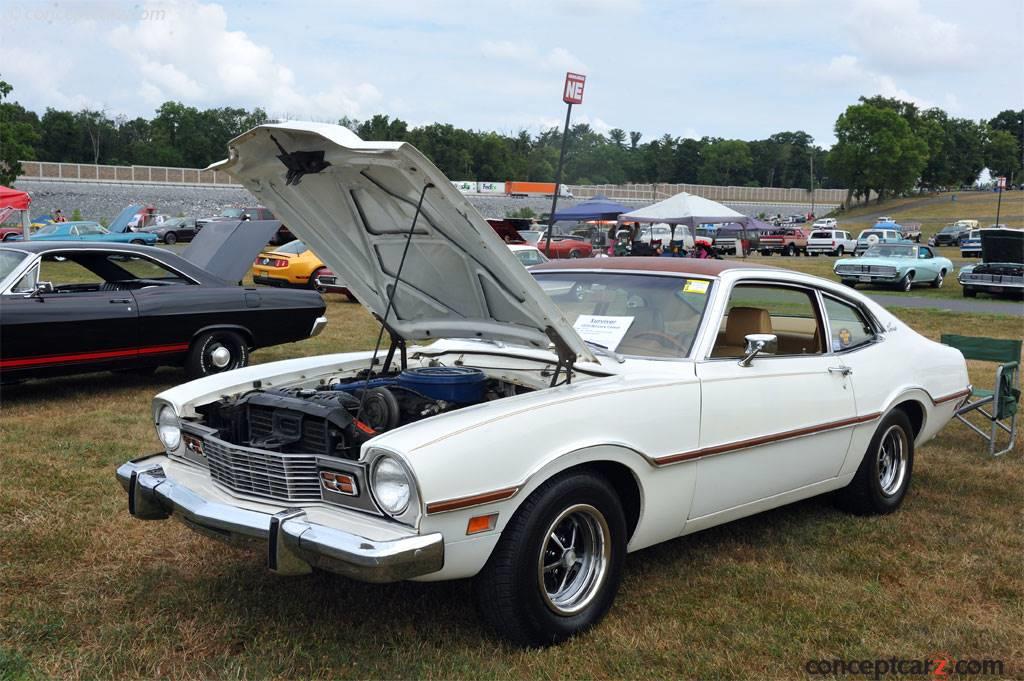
[309,315,328,337]
[116,457,443,582]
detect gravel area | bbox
[9,180,834,224]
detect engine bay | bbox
[196,366,533,460]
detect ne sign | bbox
[563,72,586,104]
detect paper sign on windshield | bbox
[573,315,634,351]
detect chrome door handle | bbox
[828,366,852,376]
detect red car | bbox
[535,235,593,259]
[0,226,24,241]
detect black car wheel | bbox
[835,246,845,256]
[568,249,582,258]
[963,288,977,298]
[473,470,626,648]
[836,410,914,515]
[842,279,857,288]
[308,267,326,290]
[163,232,177,245]
[130,239,146,245]
[185,330,249,379]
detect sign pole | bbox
[995,176,1005,226]
[545,72,586,258]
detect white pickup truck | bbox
[807,229,857,256]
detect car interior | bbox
[711,284,823,358]
[13,252,194,294]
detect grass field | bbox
[831,189,1024,237]
[1,294,1021,680]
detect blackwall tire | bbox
[835,410,915,516]
[900,273,914,292]
[931,270,945,288]
[185,330,249,379]
[473,471,626,648]
[163,232,177,245]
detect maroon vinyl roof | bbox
[531,256,779,277]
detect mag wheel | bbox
[473,471,626,648]
[836,410,914,515]
[900,273,914,291]
[931,270,945,288]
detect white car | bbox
[508,243,549,267]
[117,122,971,647]
[812,218,838,229]
[807,229,857,256]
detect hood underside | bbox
[211,122,595,362]
[981,228,1024,265]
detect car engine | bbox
[197,366,520,460]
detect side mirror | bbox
[27,281,54,298]
[738,333,778,367]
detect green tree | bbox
[698,139,752,186]
[0,77,40,185]
[828,103,928,200]
[985,129,1021,182]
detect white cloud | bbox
[106,0,381,119]
[478,39,587,73]
[845,0,975,71]
[810,54,935,109]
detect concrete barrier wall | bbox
[567,182,860,206]
[18,161,241,187]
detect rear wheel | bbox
[786,243,798,257]
[308,266,326,290]
[835,246,845,256]
[163,232,177,245]
[931,269,945,288]
[760,249,771,256]
[568,249,581,259]
[473,471,626,648]
[835,410,914,515]
[185,330,249,379]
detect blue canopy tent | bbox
[551,195,631,222]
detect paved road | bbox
[866,293,1024,317]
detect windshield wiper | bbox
[584,340,625,364]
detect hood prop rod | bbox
[356,182,434,425]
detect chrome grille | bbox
[203,437,322,502]
[836,264,896,276]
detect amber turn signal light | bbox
[466,513,498,535]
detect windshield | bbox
[518,230,542,244]
[0,249,29,281]
[941,225,960,233]
[158,218,184,228]
[35,224,60,236]
[532,271,712,359]
[865,245,914,258]
[221,208,245,218]
[273,240,308,255]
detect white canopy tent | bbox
[617,192,750,227]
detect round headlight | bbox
[372,456,411,515]
[156,405,181,451]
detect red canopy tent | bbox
[0,185,31,210]
[0,185,32,238]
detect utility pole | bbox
[809,151,815,218]
[545,73,586,258]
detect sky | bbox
[3,0,1022,147]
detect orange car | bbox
[251,240,327,289]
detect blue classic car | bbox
[24,221,158,245]
[834,243,954,291]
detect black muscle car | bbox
[0,227,326,383]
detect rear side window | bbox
[823,296,875,352]
[810,231,831,239]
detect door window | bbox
[918,247,933,259]
[105,254,190,283]
[27,255,105,292]
[822,296,875,352]
[711,285,823,358]
[77,224,106,236]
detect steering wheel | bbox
[630,331,689,353]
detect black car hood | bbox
[981,228,1024,264]
[182,220,282,282]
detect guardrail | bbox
[17,161,241,187]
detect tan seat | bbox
[712,306,772,357]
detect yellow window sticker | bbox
[683,279,709,294]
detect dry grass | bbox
[1,296,1022,680]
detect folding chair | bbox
[941,334,1021,456]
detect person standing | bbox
[54,209,67,223]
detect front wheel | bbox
[931,270,945,288]
[963,288,977,298]
[473,471,626,647]
[568,249,581,259]
[835,410,914,515]
[841,279,857,288]
[308,266,326,290]
[185,330,249,378]
[900,272,914,292]
[163,232,177,245]
[130,239,146,245]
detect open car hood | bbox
[181,219,282,282]
[211,122,595,362]
[980,228,1024,264]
